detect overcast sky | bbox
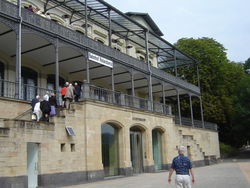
[105,0,250,63]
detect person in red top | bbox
[61,82,69,108]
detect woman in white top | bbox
[33,101,42,122]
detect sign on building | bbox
[88,52,113,68]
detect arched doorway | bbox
[152,129,164,170]
[21,66,38,101]
[130,126,144,174]
[0,62,4,96]
[101,123,119,177]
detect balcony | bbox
[0,0,200,95]
[0,79,217,131]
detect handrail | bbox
[14,108,32,120]
[0,79,55,101]
[174,116,217,131]
[0,78,216,131]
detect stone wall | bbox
[0,99,220,187]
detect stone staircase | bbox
[178,130,205,162]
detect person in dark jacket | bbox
[49,92,57,116]
[31,95,40,112]
[40,95,51,122]
[74,82,81,102]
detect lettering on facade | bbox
[88,52,113,68]
[132,117,146,121]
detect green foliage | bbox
[243,58,250,71]
[220,142,237,158]
[173,37,249,147]
[231,75,250,146]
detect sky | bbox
[105,0,250,63]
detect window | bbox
[21,66,38,101]
[71,144,76,152]
[61,143,66,152]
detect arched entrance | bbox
[152,128,164,170]
[101,123,119,177]
[130,126,144,174]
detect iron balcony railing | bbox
[0,0,200,95]
[0,79,217,131]
[0,79,55,101]
[174,116,217,131]
[82,83,171,115]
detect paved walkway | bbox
[62,161,250,188]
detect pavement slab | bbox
[61,162,250,188]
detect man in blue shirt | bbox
[168,146,195,188]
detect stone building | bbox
[0,0,220,187]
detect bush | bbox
[220,142,238,158]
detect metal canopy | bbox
[47,0,197,69]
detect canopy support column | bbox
[15,0,22,99]
[189,94,194,127]
[85,0,88,36]
[85,51,90,83]
[108,9,112,47]
[131,68,135,96]
[162,83,166,113]
[145,30,153,110]
[199,96,205,128]
[177,89,182,125]
[55,38,59,103]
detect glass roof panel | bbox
[51,0,197,68]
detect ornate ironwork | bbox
[0,0,200,95]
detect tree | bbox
[231,74,250,147]
[173,37,246,146]
[244,58,250,73]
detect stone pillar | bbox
[82,81,90,99]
